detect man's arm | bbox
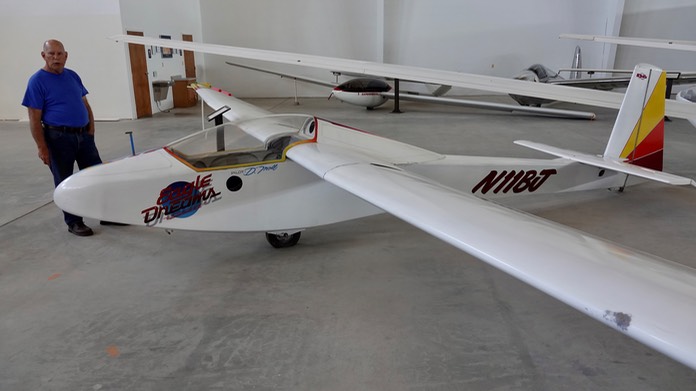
[27,107,49,165]
[83,96,95,135]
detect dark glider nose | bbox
[335,78,391,93]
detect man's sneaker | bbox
[68,221,94,237]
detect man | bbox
[22,39,102,236]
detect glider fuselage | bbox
[55,116,627,232]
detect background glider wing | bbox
[551,76,634,90]
[110,35,694,120]
[286,141,696,370]
[226,61,596,119]
[554,70,696,91]
[561,34,696,53]
[382,92,596,119]
[226,61,337,88]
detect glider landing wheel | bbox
[265,231,301,248]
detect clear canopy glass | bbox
[166,114,316,169]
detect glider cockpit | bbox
[166,114,317,170]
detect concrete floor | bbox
[1,96,696,390]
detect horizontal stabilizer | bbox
[514,140,696,186]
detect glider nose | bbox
[54,149,176,224]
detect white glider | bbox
[224,60,597,119]
[54,60,696,369]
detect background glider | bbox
[110,34,696,120]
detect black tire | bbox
[265,232,301,248]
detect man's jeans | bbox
[45,128,102,226]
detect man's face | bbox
[42,42,68,74]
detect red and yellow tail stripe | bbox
[604,65,666,171]
[620,71,666,170]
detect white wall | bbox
[384,0,623,74]
[119,0,204,114]
[0,0,204,121]
[0,0,131,121]
[613,1,696,94]
[382,0,624,95]
[198,0,384,98]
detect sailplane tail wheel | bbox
[265,232,301,248]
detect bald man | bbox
[22,39,102,236]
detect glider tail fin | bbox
[603,64,666,171]
[515,64,693,187]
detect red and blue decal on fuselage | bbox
[141,173,222,225]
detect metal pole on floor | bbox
[125,131,135,156]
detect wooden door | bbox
[182,34,196,78]
[127,31,152,118]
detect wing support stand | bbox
[392,78,402,113]
[207,105,231,152]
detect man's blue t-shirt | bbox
[22,68,89,127]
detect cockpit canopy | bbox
[166,114,316,169]
[335,78,391,93]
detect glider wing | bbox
[285,139,696,370]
